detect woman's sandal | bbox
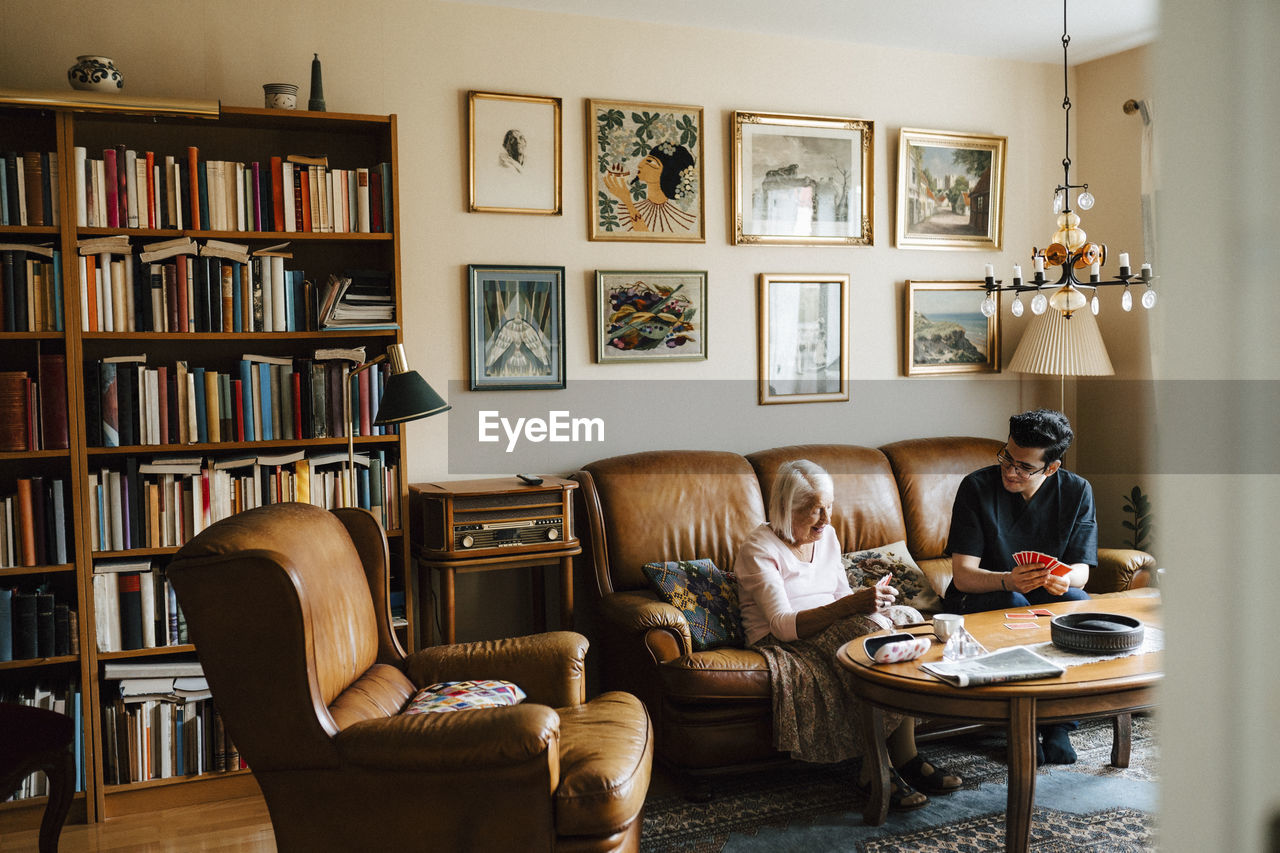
[896,753,963,794]
[858,767,929,811]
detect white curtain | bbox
[1138,99,1159,266]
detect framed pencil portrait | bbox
[595,270,707,363]
[733,111,874,246]
[587,99,704,243]
[468,265,566,390]
[468,91,562,215]
[895,129,1006,250]
[904,280,1000,375]
[758,274,849,405]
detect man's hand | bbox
[1042,572,1071,596]
[1011,561,1049,593]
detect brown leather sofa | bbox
[167,502,653,853]
[572,437,1156,780]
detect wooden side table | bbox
[409,477,580,645]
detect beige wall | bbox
[0,0,1154,638]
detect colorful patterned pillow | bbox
[642,559,744,651]
[402,680,526,715]
[842,540,941,613]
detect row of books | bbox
[0,586,78,662]
[1,680,84,799]
[0,476,70,569]
[104,659,207,702]
[73,146,392,234]
[0,244,63,332]
[87,449,401,552]
[91,559,186,653]
[0,150,60,227]
[85,351,398,448]
[0,354,69,452]
[101,695,242,786]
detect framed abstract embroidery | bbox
[733,110,874,246]
[594,270,707,363]
[468,264,566,390]
[587,99,705,243]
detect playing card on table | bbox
[1030,608,1055,617]
[1004,612,1036,619]
[1004,622,1040,630]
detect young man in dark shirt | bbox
[944,409,1095,763]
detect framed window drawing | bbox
[468,264,566,390]
[758,273,849,405]
[904,280,1001,375]
[733,111,874,246]
[594,270,707,363]
[587,98,704,243]
[468,91,562,215]
[895,129,1006,250]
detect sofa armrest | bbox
[405,631,588,708]
[601,590,693,662]
[1086,547,1157,594]
[334,703,560,771]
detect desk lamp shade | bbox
[372,344,451,425]
[1007,307,1114,377]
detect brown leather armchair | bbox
[167,502,653,853]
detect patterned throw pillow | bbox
[642,559,744,651]
[841,540,942,613]
[402,680,527,715]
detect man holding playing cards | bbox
[944,408,1095,763]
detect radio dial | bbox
[460,534,475,549]
[546,528,560,541]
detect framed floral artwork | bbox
[895,129,1007,250]
[468,91,562,215]
[904,280,1000,375]
[758,273,849,404]
[587,99,704,242]
[468,264,566,390]
[733,111,874,246]
[594,270,707,362]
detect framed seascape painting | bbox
[469,91,562,215]
[595,270,707,363]
[758,273,849,405]
[733,111,874,246]
[586,99,704,243]
[896,129,1006,250]
[468,265,566,390]
[904,280,1000,375]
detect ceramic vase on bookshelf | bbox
[263,83,298,110]
[67,55,123,91]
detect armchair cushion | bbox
[406,631,588,708]
[404,680,526,715]
[641,559,744,651]
[842,540,942,611]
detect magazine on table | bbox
[919,645,1066,687]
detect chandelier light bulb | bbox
[1011,296,1024,317]
[1091,295,1100,315]
[1141,288,1157,309]
[1122,289,1133,312]
[980,295,998,318]
[1076,190,1095,210]
[1031,293,1049,315]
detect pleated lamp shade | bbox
[1007,308,1114,377]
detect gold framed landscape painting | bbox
[587,99,704,242]
[905,280,1000,376]
[733,111,874,246]
[468,91,562,215]
[595,270,707,363]
[895,129,1006,250]
[758,273,849,405]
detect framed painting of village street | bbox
[904,280,1000,375]
[896,129,1006,250]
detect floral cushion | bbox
[642,558,744,651]
[842,540,941,613]
[402,680,526,715]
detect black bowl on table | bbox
[1049,612,1144,654]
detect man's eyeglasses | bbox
[996,448,1049,478]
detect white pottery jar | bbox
[67,56,123,92]
[263,83,299,110]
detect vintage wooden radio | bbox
[409,476,577,560]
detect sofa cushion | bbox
[402,680,526,715]
[642,559,744,651]
[917,556,954,603]
[842,540,941,612]
[657,647,772,701]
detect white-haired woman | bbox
[733,459,961,810]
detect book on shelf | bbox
[2,584,77,661]
[918,645,1066,688]
[1,247,64,333]
[138,236,196,263]
[76,234,131,255]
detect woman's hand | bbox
[602,170,630,201]
[842,584,897,615]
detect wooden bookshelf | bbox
[0,94,410,827]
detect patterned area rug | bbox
[640,715,1157,852]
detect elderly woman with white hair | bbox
[733,459,961,810]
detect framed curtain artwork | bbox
[468,91,562,215]
[468,265,566,390]
[586,99,704,242]
[757,273,849,404]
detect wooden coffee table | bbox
[836,595,1161,853]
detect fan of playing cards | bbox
[1013,550,1072,576]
